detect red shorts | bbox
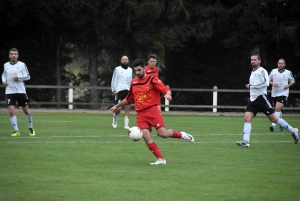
[136,105,165,132]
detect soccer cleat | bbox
[235,141,250,147]
[279,126,284,131]
[270,126,274,132]
[112,117,117,128]
[292,128,298,144]
[112,116,118,128]
[150,158,166,165]
[29,128,35,136]
[181,131,194,142]
[124,126,130,129]
[11,131,20,137]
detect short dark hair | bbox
[251,54,261,60]
[148,54,157,60]
[9,48,19,54]
[278,58,286,64]
[132,58,145,68]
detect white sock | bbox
[243,122,251,143]
[272,111,281,127]
[277,118,295,134]
[25,114,33,128]
[10,116,19,131]
[124,116,129,127]
[280,111,282,118]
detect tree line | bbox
[0,0,299,110]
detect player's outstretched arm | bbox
[110,98,129,113]
[164,91,172,102]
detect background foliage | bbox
[0,0,299,108]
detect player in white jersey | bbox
[1,48,35,136]
[111,56,132,129]
[236,55,298,147]
[269,58,295,132]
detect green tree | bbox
[0,0,76,106]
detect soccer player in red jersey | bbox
[110,58,194,165]
[145,54,162,111]
[145,54,159,77]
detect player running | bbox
[236,54,298,147]
[269,58,295,132]
[2,48,35,136]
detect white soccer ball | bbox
[128,126,143,141]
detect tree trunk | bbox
[88,42,99,109]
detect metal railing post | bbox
[68,83,73,110]
[213,86,218,112]
[165,85,170,111]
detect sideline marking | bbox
[0,132,291,139]
[4,140,294,144]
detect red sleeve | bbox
[125,91,134,103]
[151,77,170,94]
[125,79,135,103]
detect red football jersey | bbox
[145,65,159,77]
[126,75,169,111]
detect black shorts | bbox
[6,93,29,107]
[271,96,287,107]
[115,90,129,104]
[245,94,274,117]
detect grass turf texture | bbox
[0,113,299,201]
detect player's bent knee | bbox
[142,132,152,142]
[244,117,251,122]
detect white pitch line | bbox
[38,120,74,122]
[3,140,295,144]
[0,132,291,139]
[0,120,74,123]
[191,133,290,136]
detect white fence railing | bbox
[1,85,300,112]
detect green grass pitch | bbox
[0,112,299,201]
